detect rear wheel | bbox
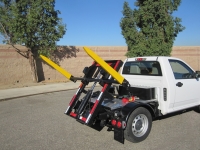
[196,105,200,113]
[124,107,152,143]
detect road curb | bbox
[0,88,75,102]
[0,84,101,102]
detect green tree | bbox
[0,0,66,82]
[120,0,185,57]
[0,0,12,43]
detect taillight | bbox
[122,96,135,103]
[117,121,122,128]
[122,98,129,103]
[111,119,117,126]
[111,120,126,129]
[122,121,126,129]
[135,58,146,61]
[129,96,135,102]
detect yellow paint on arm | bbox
[83,46,124,84]
[40,55,72,80]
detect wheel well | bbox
[141,105,155,118]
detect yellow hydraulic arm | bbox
[40,46,129,86]
[83,46,129,86]
[40,55,75,82]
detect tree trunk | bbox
[28,51,38,83]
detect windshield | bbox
[122,61,162,76]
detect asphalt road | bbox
[0,90,200,150]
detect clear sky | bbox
[55,0,200,46]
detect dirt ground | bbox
[0,80,69,90]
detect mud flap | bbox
[114,128,124,144]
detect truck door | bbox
[169,59,200,111]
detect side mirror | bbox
[194,71,200,79]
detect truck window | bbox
[169,59,194,79]
[122,61,162,76]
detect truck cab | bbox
[121,56,200,115]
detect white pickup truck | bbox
[64,55,200,144]
[117,56,200,142]
[121,56,200,115]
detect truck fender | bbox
[121,102,155,122]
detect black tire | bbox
[195,105,200,113]
[124,107,152,143]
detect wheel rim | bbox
[132,114,149,137]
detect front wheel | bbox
[124,107,152,143]
[195,105,200,113]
